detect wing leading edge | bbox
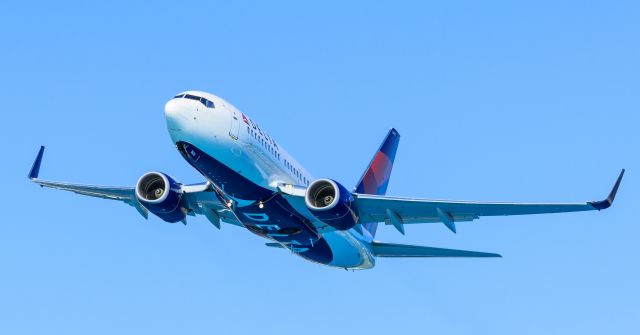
[355,169,625,234]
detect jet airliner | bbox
[28,91,624,269]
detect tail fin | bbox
[355,128,400,237]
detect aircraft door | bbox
[229,110,240,140]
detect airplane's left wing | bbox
[354,170,625,234]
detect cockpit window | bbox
[174,94,185,98]
[181,94,215,108]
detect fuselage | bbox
[164,91,375,269]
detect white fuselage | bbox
[164,91,375,269]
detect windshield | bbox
[174,94,215,108]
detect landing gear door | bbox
[229,110,240,140]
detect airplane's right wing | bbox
[181,185,244,228]
[28,146,243,228]
[354,170,625,234]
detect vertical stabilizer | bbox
[355,128,400,237]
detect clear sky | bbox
[1,1,638,334]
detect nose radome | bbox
[164,99,191,130]
[165,99,184,119]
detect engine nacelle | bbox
[305,179,358,231]
[135,172,185,223]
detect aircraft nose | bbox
[164,98,191,131]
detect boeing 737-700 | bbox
[28,91,624,269]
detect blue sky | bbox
[1,1,638,334]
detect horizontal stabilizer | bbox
[372,242,501,258]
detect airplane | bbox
[28,91,625,270]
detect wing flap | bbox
[182,187,244,227]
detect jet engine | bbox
[305,179,358,230]
[135,172,186,223]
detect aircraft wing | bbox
[180,184,244,227]
[28,146,242,227]
[354,169,624,234]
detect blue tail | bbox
[355,128,400,237]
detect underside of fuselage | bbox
[177,140,373,268]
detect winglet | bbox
[589,169,625,210]
[28,146,45,180]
